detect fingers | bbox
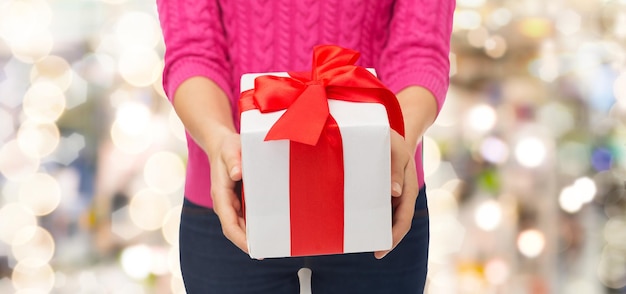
[390,130,407,197]
[212,187,248,253]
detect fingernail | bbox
[392,182,402,195]
[230,166,240,177]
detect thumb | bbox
[390,131,406,197]
[222,138,242,181]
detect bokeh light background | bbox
[0,0,625,293]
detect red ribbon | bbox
[240,45,404,256]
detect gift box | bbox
[239,45,405,259]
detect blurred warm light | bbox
[537,102,574,138]
[18,173,61,216]
[484,35,507,58]
[614,12,626,39]
[120,244,153,279]
[423,136,442,177]
[467,27,489,48]
[434,90,459,127]
[30,55,73,91]
[144,151,185,194]
[479,136,509,165]
[0,140,40,181]
[110,120,153,154]
[149,247,170,275]
[12,226,55,267]
[466,104,496,132]
[574,177,597,204]
[23,81,66,123]
[162,205,182,246]
[115,101,151,135]
[454,10,482,30]
[428,189,459,217]
[116,12,161,49]
[168,109,186,142]
[514,137,547,168]
[12,262,55,292]
[597,247,626,289]
[556,10,581,36]
[517,229,545,258]
[0,203,37,244]
[559,185,582,214]
[118,47,163,87]
[17,121,60,159]
[129,189,171,231]
[518,17,552,39]
[604,218,626,250]
[484,258,509,285]
[74,53,117,88]
[0,0,52,45]
[474,200,502,231]
[0,108,15,142]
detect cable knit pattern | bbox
[157,0,455,207]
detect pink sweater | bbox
[157,0,455,208]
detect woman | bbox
[156,1,454,293]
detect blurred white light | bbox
[10,29,54,63]
[597,248,626,289]
[0,0,52,45]
[144,152,185,194]
[458,0,485,8]
[18,173,61,216]
[0,140,40,181]
[170,275,186,294]
[11,263,55,292]
[604,218,626,249]
[423,136,442,177]
[12,226,55,267]
[556,10,581,36]
[168,246,183,279]
[614,13,626,39]
[116,12,160,49]
[129,189,172,231]
[489,8,512,28]
[480,136,509,164]
[614,72,626,106]
[110,120,153,154]
[0,203,37,244]
[474,200,502,231]
[484,258,509,285]
[559,185,583,213]
[118,47,163,87]
[115,101,151,136]
[120,244,153,280]
[17,121,60,158]
[168,109,186,142]
[574,177,596,203]
[30,55,73,92]
[162,205,182,246]
[23,81,65,123]
[428,189,459,218]
[514,137,547,168]
[0,108,14,142]
[517,229,545,258]
[466,104,496,132]
[454,10,482,30]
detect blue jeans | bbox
[179,187,429,294]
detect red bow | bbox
[239,45,404,145]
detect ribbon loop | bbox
[239,44,405,145]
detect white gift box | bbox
[239,71,392,259]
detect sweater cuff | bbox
[164,57,233,104]
[384,65,449,115]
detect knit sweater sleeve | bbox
[378,0,455,114]
[156,0,231,103]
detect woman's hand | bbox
[208,131,248,254]
[374,130,419,259]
